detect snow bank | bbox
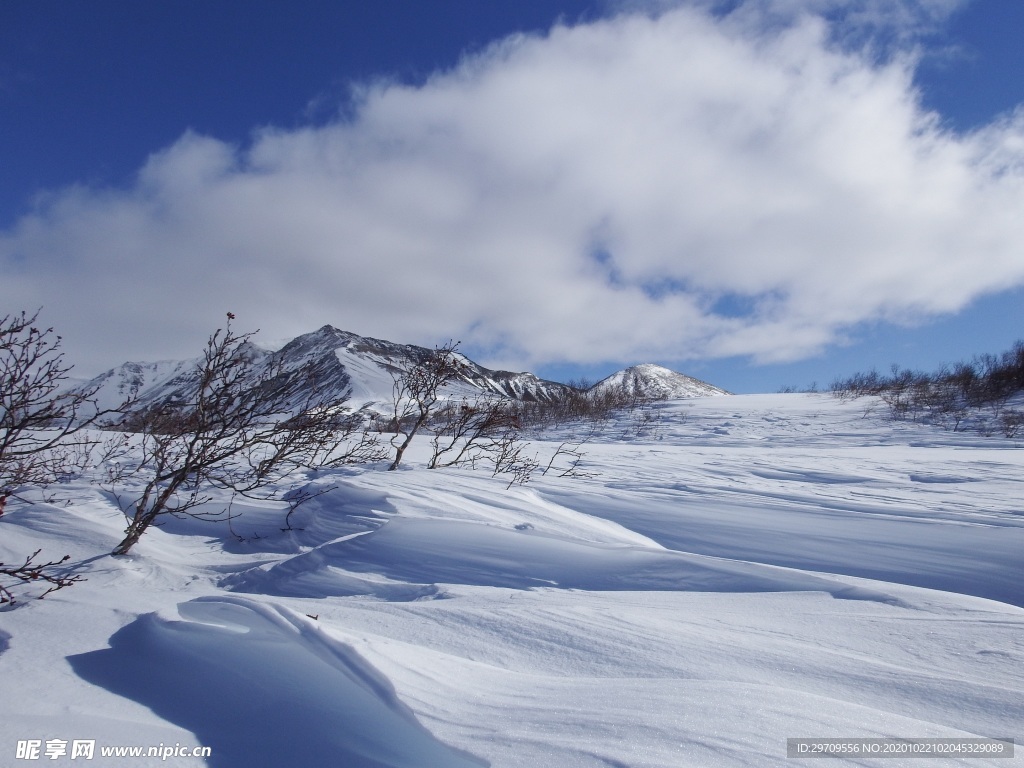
[70,597,487,768]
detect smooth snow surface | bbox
[1,394,1022,767]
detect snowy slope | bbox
[77,328,731,420]
[79,357,204,413]
[592,363,730,398]
[78,326,583,418]
[1,394,1022,767]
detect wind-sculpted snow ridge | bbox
[229,517,905,605]
[70,597,488,768]
[1,393,1022,766]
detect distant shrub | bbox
[830,341,1024,437]
[514,378,657,431]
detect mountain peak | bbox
[592,364,730,399]
[80,328,730,414]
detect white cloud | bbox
[2,0,1023,373]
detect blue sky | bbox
[1,0,1022,393]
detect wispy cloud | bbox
[2,0,1022,372]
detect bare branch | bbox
[387,341,466,470]
[0,549,85,605]
[1,309,128,502]
[106,315,382,555]
[0,309,132,602]
[428,397,522,469]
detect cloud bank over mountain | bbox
[3,0,1023,373]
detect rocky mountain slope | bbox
[81,326,727,415]
[591,363,730,399]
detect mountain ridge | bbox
[82,325,728,413]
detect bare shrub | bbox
[427,397,522,469]
[387,341,465,471]
[492,439,541,489]
[1,310,118,504]
[106,315,382,555]
[1,309,126,602]
[516,378,651,433]
[541,436,598,479]
[830,369,884,401]
[827,341,1024,438]
[1000,409,1024,439]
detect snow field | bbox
[1,393,1022,766]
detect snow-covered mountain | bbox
[591,363,730,399]
[81,327,729,414]
[82,326,577,414]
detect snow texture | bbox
[1,393,1022,766]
